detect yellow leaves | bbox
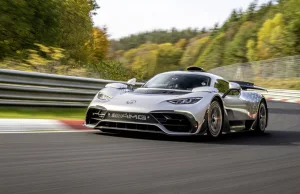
[157,43,183,58]
[130,43,158,77]
[86,27,109,63]
[198,37,210,44]
[246,39,256,61]
[3,43,66,73]
[194,33,225,69]
[25,44,65,68]
[34,43,51,53]
[0,58,33,72]
[175,39,187,48]
[27,49,38,54]
[122,42,184,79]
[256,13,286,59]
[49,47,65,60]
[180,36,210,67]
[26,53,49,66]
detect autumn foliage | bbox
[0,0,300,81]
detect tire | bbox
[207,100,223,138]
[255,101,267,133]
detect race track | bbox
[0,101,300,194]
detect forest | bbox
[1,0,300,81]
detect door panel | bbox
[223,95,249,121]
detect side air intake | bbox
[85,107,107,126]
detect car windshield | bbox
[142,73,211,90]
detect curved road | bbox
[0,101,300,194]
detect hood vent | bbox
[134,88,191,95]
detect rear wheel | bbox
[207,100,223,138]
[255,102,267,133]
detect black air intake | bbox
[86,107,107,126]
[151,113,193,133]
[98,121,162,132]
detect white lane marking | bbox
[0,130,96,134]
[291,142,300,145]
[0,119,73,131]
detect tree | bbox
[122,43,158,79]
[194,33,226,70]
[110,28,201,51]
[256,13,290,59]
[229,9,239,22]
[155,43,183,73]
[245,0,258,21]
[0,0,62,59]
[246,39,257,61]
[86,27,109,63]
[0,0,99,64]
[223,22,256,65]
[281,0,300,54]
[57,0,99,62]
[210,23,219,36]
[91,60,135,81]
[180,37,209,67]
[201,27,207,33]
[175,39,187,49]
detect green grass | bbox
[255,78,300,90]
[0,107,86,120]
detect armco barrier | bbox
[0,69,299,107]
[0,69,142,107]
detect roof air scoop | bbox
[186,66,206,72]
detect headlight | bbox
[167,97,202,104]
[97,93,112,101]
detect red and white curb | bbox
[0,119,94,133]
[259,89,300,104]
[267,98,300,104]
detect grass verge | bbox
[254,78,300,90]
[0,107,86,120]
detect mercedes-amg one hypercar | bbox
[84,67,268,138]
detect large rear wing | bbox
[229,80,267,91]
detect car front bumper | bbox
[84,106,207,136]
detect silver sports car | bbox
[84,67,268,138]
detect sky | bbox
[93,0,271,39]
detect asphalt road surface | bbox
[0,101,300,194]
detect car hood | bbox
[91,88,212,113]
[112,92,181,105]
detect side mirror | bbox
[222,82,241,98]
[105,83,128,89]
[229,82,241,90]
[127,78,136,86]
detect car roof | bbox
[159,71,226,81]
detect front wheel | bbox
[207,100,223,138]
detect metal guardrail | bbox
[0,67,299,107]
[0,69,142,107]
